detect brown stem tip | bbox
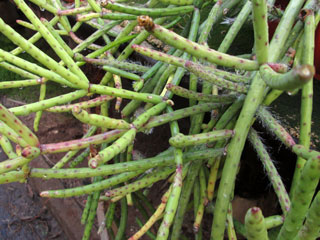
[250,207,261,214]
[137,16,155,31]
[296,64,315,81]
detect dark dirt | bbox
[0,149,67,240]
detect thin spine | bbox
[40,170,144,198]
[72,107,130,129]
[30,148,224,179]
[102,2,194,17]
[0,104,39,147]
[10,90,87,116]
[290,10,315,197]
[193,166,207,232]
[277,155,320,240]
[295,191,320,240]
[169,129,234,148]
[259,64,314,91]
[244,207,268,240]
[129,187,172,240]
[13,0,90,86]
[165,83,237,103]
[0,134,17,159]
[138,18,259,71]
[257,107,296,148]
[82,177,103,240]
[33,82,46,132]
[0,121,28,147]
[46,95,114,113]
[248,129,290,213]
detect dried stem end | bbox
[138,16,155,31]
[296,64,315,82]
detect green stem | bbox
[252,0,269,64]
[40,170,144,198]
[138,18,259,71]
[169,129,234,148]
[9,90,87,116]
[114,198,127,240]
[259,64,314,91]
[290,11,315,198]
[277,156,320,240]
[295,191,320,240]
[245,207,268,240]
[72,107,130,129]
[0,104,39,147]
[102,2,194,16]
[248,129,290,213]
[40,129,124,153]
[165,83,237,103]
